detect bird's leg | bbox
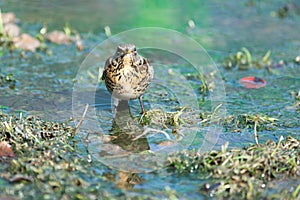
[113,97,119,120]
[113,106,117,120]
[139,96,145,114]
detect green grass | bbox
[0,111,299,199]
[167,136,300,199]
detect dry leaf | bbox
[45,30,71,44]
[3,23,20,37]
[0,141,15,157]
[13,33,40,51]
[1,12,16,24]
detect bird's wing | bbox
[101,58,112,80]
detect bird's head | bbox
[116,44,137,57]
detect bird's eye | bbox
[133,47,136,51]
[138,59,143,65]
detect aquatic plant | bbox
[222,47,272,70]
[0,73,16,89]
[200,112,277,131]
[167,136,300,199]
[293,91,300,112]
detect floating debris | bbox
[239,76,266,89]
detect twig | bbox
[271,135,284,157]
[207,104,223,124]
[212,104,223,117]
[132,127,172,141]
[254,118,259,145]
[75,104,89,131]
[173,107,185,126]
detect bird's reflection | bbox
[110,100,150,153]
[115,171,144,189]
[102,98,150,189]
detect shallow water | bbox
[1,0,300,198]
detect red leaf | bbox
[239,76,266,89]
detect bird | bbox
[102,44,154,119]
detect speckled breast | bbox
[103,54,154,100]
